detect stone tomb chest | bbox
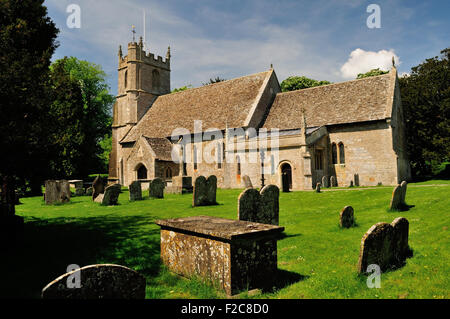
[155,216,284,296]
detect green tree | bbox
[0,0,59,196]
[400,48,450,177]
[53,57,115,176]
[202,76,226,86]
[357,68,389,79]
[47,58,85,179]
[171,85,193,93]
[280,76,331,92]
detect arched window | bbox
[152,69,160,89]
[339,143,345,164]
[165,167,172,179]
[137,164,147,180]
[332,143,338,164]
[124,70,128,89]
[236,156,241,175]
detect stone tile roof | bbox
[263,72,394,130]
[121,70,272,143]
[144,137,173,161]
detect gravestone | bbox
[92,176,106,201]
[45,180,71,205]
[70,180,84,197]
[354,174,360,187]
[192,176,217,206]
[206,175,217,205]
[349,180,354,187]
[41,264,146,299]
[99,184,121,206]
[339,206,355,228]
[238,185,279,225]
[330,176,337,187]
[322,176,329,188]
[400,181,407,206]
[129,181,142,201]
[389,185,403,210]
[242,175,253,189]
[391,217,410,263]
[149,178,165,199]
[357,217,411,273]
[315,182,321,193]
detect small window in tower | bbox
[152,69,160,89]
[124,70,128,89]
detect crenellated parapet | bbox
[118,41,170,71]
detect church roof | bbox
[121,70,273,143]
[263,71,395,130]
[144,137,173,161]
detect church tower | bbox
[109,37,171,184]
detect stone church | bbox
[108,39,411,191]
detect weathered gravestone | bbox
[330,176,337,187]
[339,206,355,228]
[70,180,84,196]
[400,181,407,206]
[129,181,142,201]
[389,184,403,211]
[95,184,121,206]
[85,187,93,197]
[357,217,411,273]
[238,185,279,225]
[193,175,217,206]
[242,175,253,189]
[349,180,354,187]
[149,178,165,199]
[45,180,71,205]
[41,264,146,299]
[322,176,329,188]
[92,176,106,201]
[315,182,321,193]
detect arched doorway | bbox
[281,163,292,192]
[137,164,148,180]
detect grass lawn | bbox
[3,181,449,299]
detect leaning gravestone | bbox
[339,206,355,228]
[389,184,403,211]
[95,184,121,206]
[400,181,407,206]
[322,176,329,188]
[41,264,146,299]
[149,178,165,199]
[242,175,253,189]
[129,181,142,201]
[92,176,106,201]
[357,217,411,273]
[45,180,71,205]
[192,175,217,206]
[238,185,279,225]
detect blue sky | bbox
[44,0,449,96]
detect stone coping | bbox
[155,216,284,242]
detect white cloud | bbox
[340,48,400,79]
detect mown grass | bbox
[3,181,449,299]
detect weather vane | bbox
[132,25,136,42]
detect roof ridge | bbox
[277,73,391,96]
[167,70,272,97]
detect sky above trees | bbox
[44,0,450,94]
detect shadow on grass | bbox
[277,232,302,240]
[0,215,161,299]
[263,269,309,293]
